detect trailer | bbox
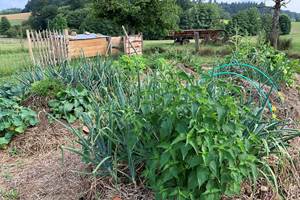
[170,29,227,44]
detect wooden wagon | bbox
[170,29,227,44]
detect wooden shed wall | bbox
[68,38,109,58]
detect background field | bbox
[0,12,31,25]
[283,22,300,53]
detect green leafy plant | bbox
[0,83,25,101]
[31,79,64,97]
[227,43,299,86]
[56,56,299,199]
[0,98,38,148]
[48,87,93,123]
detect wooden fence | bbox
[26,29,69,67]
[26,29,143,67]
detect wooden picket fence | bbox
[26,29,69,67]
[26,29,143,67]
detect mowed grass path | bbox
[283,22,300,53]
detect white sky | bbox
[0,0,299,13]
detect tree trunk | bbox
[270,0,281,49]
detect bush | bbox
[279,14,291,35]
[0,98,38,148]
[31,79,64,97]
[278,38,293,50]
[5,25,22,38]
[0,17,11,35]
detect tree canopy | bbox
[92,0,180,37]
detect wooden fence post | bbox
[26,30,35,65]
[194,32,200,52]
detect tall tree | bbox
[93,0,180,37]
[270,0,290,48]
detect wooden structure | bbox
[26,29,143,67]
[124,34,143,55]
[170,29,227,44]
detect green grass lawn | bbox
[0,38,30,79]
[282,22,300,54]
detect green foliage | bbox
[48,87,93,123]
[93,0,180,38]
[279,14,291,35]
[79,14,122,36]
[141,76,260,200]
[30,79,64,97]
[0,17,11,35]
[49,14,68,30]
[278,38,292,50]
[66,8,89,31]
[228,43,299,86]
[5,25,23,38]
[0,98,38,148]
[29,5,58,30]
[0,84,25,101]
[261,14,273,38]
[226,8,261,36]
[182,3,222,29]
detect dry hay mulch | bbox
[276,74,300,128]
[8,113,81,157]
[0,151,86,200]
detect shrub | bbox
[278,38,292,50]
[142,77,261,199]
[279,14,291,35]
[0,17,11,35]
[48,87,93,123]
[0,98,38,148]
[31,79,64,97]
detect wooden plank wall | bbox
[111,36,123,55]
[68,38,109,58]
[124,34,143,55]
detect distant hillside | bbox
[0,12,31,25]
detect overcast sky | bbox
[0,0,299,13]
